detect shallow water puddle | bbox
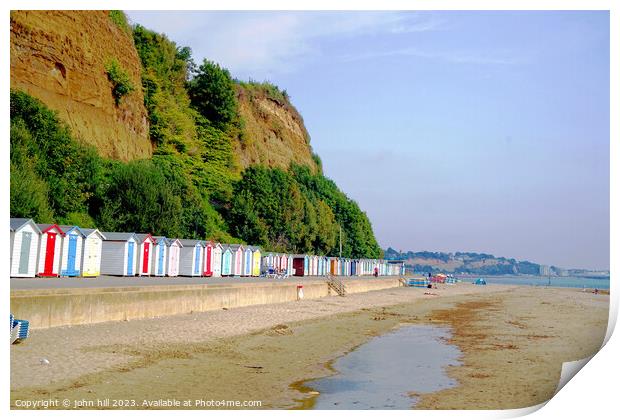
[303,325,462,409]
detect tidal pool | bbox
[302,324,462,409]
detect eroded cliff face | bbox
[10,11,317,171]
[235,87,318,173]
[10,10,152,161]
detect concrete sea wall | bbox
[10,277,401,329]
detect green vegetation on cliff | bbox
[228,165,381,257]
[132,24,236,203]
[10,13,381,258]
[10,90,233,241]
[105,59,135,105]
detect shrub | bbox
[10,90,104,220]
[10,163,54,223]
[311,152,323,173]
[108,10,130,34]
[105,59,135,105]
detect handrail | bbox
[326,275,346,296]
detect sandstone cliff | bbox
[10,10,152,161]
[10,11,317,172]
[235,85,318,173]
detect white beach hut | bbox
[230,244,244,277]
[165,238,182,277]
[287,254,294,276]
[212,243,223,278]
[10,218,41,278]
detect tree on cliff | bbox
[187,60,238,130]
[227,165,380,258]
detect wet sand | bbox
[10,283,608,409]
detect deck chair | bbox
[10,314,29,344]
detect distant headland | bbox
[383,248,609,278]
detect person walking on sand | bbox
[374,267,378,277]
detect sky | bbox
[126,11,610,270]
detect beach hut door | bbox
[85,238,98,275]
[170,247,178,273]
[44,232,57,274]
[142,243,150,273]
[194,246,201,274]
[66,234,78,275]
[225,253,231,274]
[18,232,32,274]
[127,242,134,275]
[158,245,165,275]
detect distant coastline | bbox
[384,247,609,278]
[462,275,610,290]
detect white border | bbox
[3,1,616,420]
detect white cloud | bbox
[340,46,518,65]
[126,11,444,78]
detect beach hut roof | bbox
[179,239,203,247]
[229,244,244,251]
[213,242,223,249]
[10,218,42,233]
[164,238,183,247]
[81,228,106,240]
[249,246,261,252]
[152,235,169,244]
[100,232,138,241]
[36,224,65,235]
[57,225,87,237]
[135,233,156,243]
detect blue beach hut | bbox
[243,246,253,276]
[152,236,168,277]
[221,245,233,276]
[58,225,86,277]
[304,255,310,276]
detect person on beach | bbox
[374,267,379,277]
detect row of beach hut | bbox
[9,218,405,279]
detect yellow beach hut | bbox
[251,246,262,277]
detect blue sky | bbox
[126,11,610,269]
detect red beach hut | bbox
[135,234,156,276]
[36,224,65,277]
[203,241,214,277]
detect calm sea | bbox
[475,275,610,290]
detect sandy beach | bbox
[10,283,609,409]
